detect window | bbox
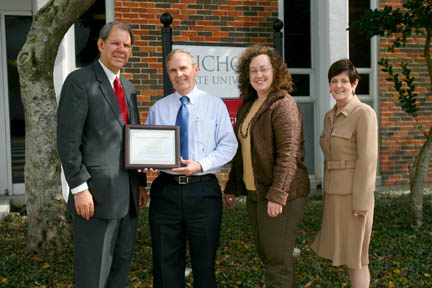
[284,1,311,68]
[349,0,371,68]
[349,0,377,109]
[5,15,32,183]
[284,0,315,176]
[75,0,106,67]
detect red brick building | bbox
[115,0,432,188]
[0,0,431,200]
[377,1,432,185]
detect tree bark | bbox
[17,0,95,254]
[409,28,432,228]
[409,127,432,228]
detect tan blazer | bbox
[320,96,378,211]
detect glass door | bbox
[1,14,32,195]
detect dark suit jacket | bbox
[57,61,145,219]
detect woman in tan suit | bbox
[223,45,310,287]
[311,59,378,288]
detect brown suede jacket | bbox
[225,90,310,206]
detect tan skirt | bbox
[311,193,374,269]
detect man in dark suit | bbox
[57,21,146,288]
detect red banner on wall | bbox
[222,98,243,128]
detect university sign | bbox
[173,43,245,99]
[173,44,245,127]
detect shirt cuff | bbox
[71,182,88,194]
[266,187,289,206]
[198,159,210,173]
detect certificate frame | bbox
[125,125,180,169]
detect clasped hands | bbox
[138,157,202,176]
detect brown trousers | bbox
[247,191,307,288]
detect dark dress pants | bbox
[73,206,137,288]
[149,174,222,288]
[247,190,307,288]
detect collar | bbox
[175,86,199,105]
[98,59,120,87]
[332,95,361,117]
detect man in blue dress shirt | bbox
[145,49,237,288]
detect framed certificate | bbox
[125,125,180,169]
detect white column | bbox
[54,26,76,203]
[55,27,75,200]
[106,0,114,22]
[34,0,48,11]
[0,15,9,195]
[54,28,76,99]
[277,0,284,60]
[313,0,349,182]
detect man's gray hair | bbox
[99,21,134,45]
[166,49,197,66]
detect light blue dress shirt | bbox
[145,86,238,175]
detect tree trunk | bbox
[17,0,95,255]
[409,28,432,229]
[409,127,432,228]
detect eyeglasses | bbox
[249,67,272,75]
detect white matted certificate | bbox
[125,125,180,169]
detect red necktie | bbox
[113,77,128,124]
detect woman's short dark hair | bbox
[236,45,293,102]
[328,58,360,84]
[99,21,134,45]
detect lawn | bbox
[0,192,431,287]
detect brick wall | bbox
[114,0,279,186]
[112,0,432,187]
[378,0,432,185]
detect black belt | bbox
[159,172,215,185]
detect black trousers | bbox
[149,173,222,288]
[73,208,137,288]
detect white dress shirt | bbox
[145,86,238,175]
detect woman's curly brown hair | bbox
[236,44,293,102]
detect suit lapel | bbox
[93,62,125,127]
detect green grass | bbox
[0,193,431,287]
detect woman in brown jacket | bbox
[311,59,378,288]
[224,45,310,287]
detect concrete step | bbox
[0,198,11,222]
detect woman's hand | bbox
[223,194,237,207]
[353,210,367,217]
[267,201,283,217]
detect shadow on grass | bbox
[0,193,431,287]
